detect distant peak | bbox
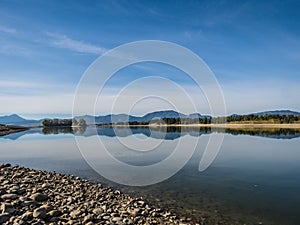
[10,114,22,118]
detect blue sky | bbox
[0,0,300,118]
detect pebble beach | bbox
[0,163,191,225]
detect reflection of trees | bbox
[146,126,211,133]
[126,126,300,139]
[72,125,87,134]
[213,127,300,139]
[42,125,87,135]
[41,125,300,139]
[150,117,212,125]
[42,127,74,135]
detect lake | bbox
[1,126,300,224]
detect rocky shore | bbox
[0,125,28,137]
[0,163,191,225]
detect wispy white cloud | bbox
[0,78,76,97]
[0,44,32,56]
[222,81,300,115]
[45,32,107,55]
[0,80,39,88]
[73,80,210,116]
[0,25,18,34]
[1,79,300,115]
[0,93,74,114]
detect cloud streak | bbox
[0,25,18,34]
[1,80,300,116]
[0,44,32,56]
[45,32,107,55]
[0,78,76,97]
[0,94,74,114]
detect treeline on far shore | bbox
[219,114,300,124]
[99,114,300,126]
[42,118,87,127]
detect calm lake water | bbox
[1,126,300,224]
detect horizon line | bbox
[0,108,299,120]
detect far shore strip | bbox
[101,123,300,129]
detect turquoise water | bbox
[1,127,300,224]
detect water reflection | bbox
[1,126,300,224]
[3,126,300,140]
[42,126,87,135]
[219,127,300,139]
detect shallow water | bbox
[1,127,300,224]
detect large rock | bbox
[0,213,10,223]
[30,193,48,202]
[0,163,11,168]
[33,207,47,219]
[70,210,81,218]
[48,210,61,217]
[92,208,103,215]
[20,211,33,221]
[1,193,18,200]
[1,203,15,214]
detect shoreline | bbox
[0,125,29,137]
[0,163,190,225]
[99,123,300,129]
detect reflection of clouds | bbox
[0,138,81,160]
[215,135,300,169]
[79,135,199,164]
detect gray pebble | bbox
[1,203,15,214]
[48,209,61,217]
[0,165,187,225]
[30,193,48,202]
[70,209,81,218]
[0,213,10,223]
[20,211,33,221]
[92,208,103,215]
[1,193,18,200]
[33,207,47,219]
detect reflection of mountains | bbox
[2,126,300,140]
[1,128,41,140]
[94,127,211,140]
[1,126,87,140]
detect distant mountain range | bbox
[74,110,211,125]
[0,109,299,126]
[253,110,300,116]
[0,114,43,126]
